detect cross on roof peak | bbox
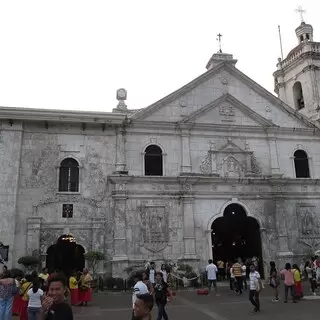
[295,5,306,23]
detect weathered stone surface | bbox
[1,23,320,275]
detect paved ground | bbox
[73,285,320,320]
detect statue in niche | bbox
[223,156,242,177]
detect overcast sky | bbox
[0,0,319,112]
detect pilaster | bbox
[178,179,198,260]
[180,129,192,173]
[91,218,105,274]
[275,198,293,265]
[26,217,42,256]
[109,176,131,277]
[114,126,127,173]
[267,136,282,177]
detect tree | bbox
[84,251,105,278]
[18,256,40,272]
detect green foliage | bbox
[84,251,105,277]
[17,256,40,267]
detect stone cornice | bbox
[0,106,127,124]
[113,175,320,186]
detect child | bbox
[133,293,154,320]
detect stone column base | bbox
[112,256,129,278]
[276,251,294,269]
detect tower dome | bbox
[295,22,313,44]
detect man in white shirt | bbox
[249,264,261,312]
[132,273,149,317]
[206,259,218,294]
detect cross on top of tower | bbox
[217,33,223,53]
[295,5,306,23]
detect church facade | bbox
[1,21,320,277]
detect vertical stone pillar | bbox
[268,136,281,176]
[209,142,217,174]
[110,178,130,277]
[275,199,293,266]
[180,129,192,173]
[181,194,198,260]
[115,127,127,173]
[26,217,42,256]
[91,218,105,274]
[206,230,213,260]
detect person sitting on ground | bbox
[133,293,154,320]
[41,273,73,320]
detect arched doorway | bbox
[211,204,263,275]
[46,234,85,277]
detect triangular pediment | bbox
[130,61,318,130]
[180,93,275,127]
[218,140,248,153]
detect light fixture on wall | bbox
[61,234,76,243]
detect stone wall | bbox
[0,121,23,266]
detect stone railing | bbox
[277,42,320,70]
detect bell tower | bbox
[273,8,320,120]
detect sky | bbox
[0,0,319,112]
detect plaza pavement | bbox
[73,285,320,320]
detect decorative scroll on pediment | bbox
[199,140,262,177]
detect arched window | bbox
[293,82,305,110]
[144,145,163,176]
[59,158,80,192]
[294,150,310,178]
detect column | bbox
[206,230,213,260]
[26,217,42,255]
[112,182,129,277]
[180,130,192,173]
[115,127,127,173]
[91,218,105,274]
[182,197,197,259]
[275,199,293,266]
[268,136,281,176]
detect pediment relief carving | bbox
[200,140,262,176]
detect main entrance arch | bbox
[46,234,85,276]
[211,203,263,274]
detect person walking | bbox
[0,270,15,320]
[153,272,172,320]
[280,263,297,303]
[205,259,218,295]
[269,261,280,302]
[241,262,247,291]
[248,263,262,313]
[305,261,316,295]
[292,264,303,299]
[232,260,243,295]
[20,275,33,320]
[27,279,44,320]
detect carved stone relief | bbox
[296,205,319,236]
[200,153,212,174]
[222,156,244,178]
[140,203,169,252]
[251,155,262,175]
[219,103,235,117]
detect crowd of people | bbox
[0,266,93,320]
[205,256,320,313]
[132,262,172,320]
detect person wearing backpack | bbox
[269,261,280,302]
[0,270,16,320]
